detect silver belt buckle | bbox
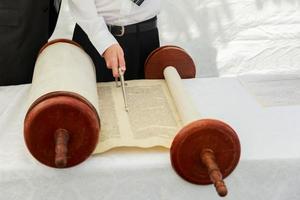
[108,25,125,37]
[116,26,125,36]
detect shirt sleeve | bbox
[68,0,117,55]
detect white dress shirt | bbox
[69,0,161,55]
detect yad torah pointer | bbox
[115,67,129,112]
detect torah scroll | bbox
[24,40,200,165]
[23,41,240,198]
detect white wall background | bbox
[52,0,300,77]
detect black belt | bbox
[108,16,157,37]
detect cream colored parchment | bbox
[93,79,183,154]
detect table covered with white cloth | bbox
[1,75,300,200]
[1,0,300,198]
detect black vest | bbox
[0,0,55,86]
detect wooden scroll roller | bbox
[144,46,241,197]
[24,39,100,168]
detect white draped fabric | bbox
[51,0,300,77]
[1,76,300,199]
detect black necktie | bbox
[132,0,144,6]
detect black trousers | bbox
[0,0,52,86]
[0,0,61,86]
[72,23,160,82]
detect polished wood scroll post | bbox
[54,129,70,168]
[201,149,227,197]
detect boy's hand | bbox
[103,44,126,77]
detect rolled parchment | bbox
[24,39,100,168]
[28,40,99,112]
[163,66,200,125]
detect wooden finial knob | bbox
[55,129,70,168]
[144,46,196,79]
[170,119,241,197]
[24,92,100,168]
[201,149,228,197]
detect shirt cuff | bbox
[89,30,118,56]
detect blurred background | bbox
[52,0,300,78]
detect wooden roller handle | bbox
[201,149,228,197]
[54,129,69,168]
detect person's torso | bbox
[95,0,161,26]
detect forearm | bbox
[68,0,117,55]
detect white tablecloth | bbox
[1,76,300,200]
